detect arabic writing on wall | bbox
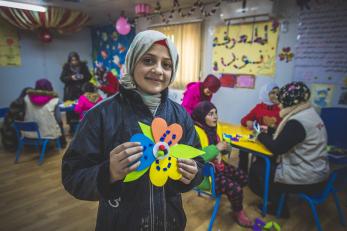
[294,5,347,83]
[212,21,279,76]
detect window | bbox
[153,22,202,89]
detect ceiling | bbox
[8,0,214,25]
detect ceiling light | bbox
[0,0,47,12]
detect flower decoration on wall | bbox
[278,47,294,63]
[124,117,204,187]
[0,6,90,42]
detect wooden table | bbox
[220,122,272,216]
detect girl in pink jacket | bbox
[74,82,103,120]
[181,74,221,115]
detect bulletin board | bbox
[91,24,135,78]
[0,19,21,66]
[212,21,279,76]
[293,0,347,108]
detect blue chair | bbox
[321,107,347,150]
[276,167,347,231]
[194,162,222,231]
[321,108,347,165]
[0,107,9,118]
[13,121,61,165]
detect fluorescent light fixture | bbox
[0,0,47,12]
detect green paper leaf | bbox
[170,144,205,159]
[139,122,154,142]
[273,222,281,231]
[264,222,273,229]
[124,167,149,182]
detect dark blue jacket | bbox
[62,86,204,231]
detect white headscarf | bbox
[259,82,278,106]
[120,30,179,114]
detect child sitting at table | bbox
[192,101,253,228]
[24,79,66,147]
[239,82,281,173]
[74,82,103,120]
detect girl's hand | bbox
[246,120,253,130]
[178,159,198,185]
[260,125,268,133]
[216,141,228,151]
[215,154,222,164]
[109,142,143,182]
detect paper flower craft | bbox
[124,117,205,187]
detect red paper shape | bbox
[220,74,236,88]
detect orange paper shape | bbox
[151,117,183,146]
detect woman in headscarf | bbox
[192,101,253,227]
[181,74,221,115]
[24,79,66,146]
[60,52,92,129]
[239,82,281,173]
[252,81,330,216]
[62,30,204,231]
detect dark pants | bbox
[249,158,326,206]
[215,164,248,212]
[238,150,249,174]
[57,121,67,147]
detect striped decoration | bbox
[0,6,90,33]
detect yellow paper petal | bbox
[167,157,181,180]
[149,156,181,187]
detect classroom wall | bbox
[0,28,93,107]
[136,0,299,124]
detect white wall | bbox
[136,0,300,123]
[0,27,93,107]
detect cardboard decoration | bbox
[124,117,205,187]
[235,75,255,89]
[220,73,237,88]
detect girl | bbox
[253,81,330,216]
[241,82,281,131]
[192,101,253,228]
[62,30,204,231]
[181,74,221,115]
[239,82,281,173]
[74,82,103,120]
[95,64,119,97]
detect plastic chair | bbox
[321,108,347,150]
[13,121,61,165]
[0,107,9,118]
[276,167,347,231]
[321,108,347,165]
[194,162,222,231]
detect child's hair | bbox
[82,82,97,93]
[35,78,53,91]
